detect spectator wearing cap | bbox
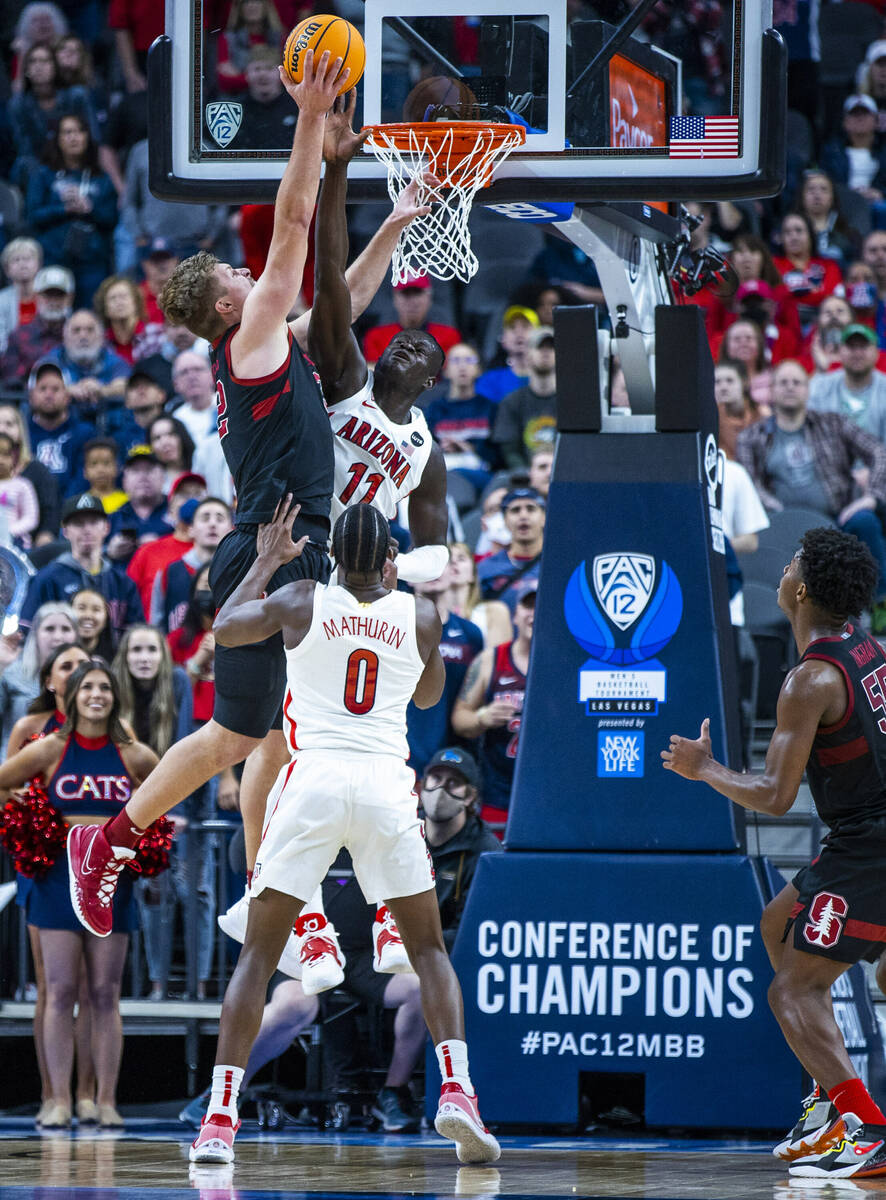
[135,318,209,402]
[231,45,298,151]
[857,40,886,137]
[0,238,42,354]
[423,343,500,492]
[705,233,802,357]
[126,474,208,616]
[169,350,218,447]
[452,586,536,825]
[821,94,886,219]
[93,274,163,366]
[732,280,803,364]
[106,447,170,565]
[476,305,538,403]
[82,437,127,514]
[118,368,168,453]
[492,327,558,469]
[46,310,130,424]
[406,558,484,778]
[363,274,461,368]
[772,212,845,334]
[737,359,886,632]
[121,138,229,267]
[0,266,74,390]
[809,323,886,439]
[150,497,232,633]
[26,360,93,497]
[476,486,545,613]
[140,241,180,326]
[20,492,144,636]
[418,748,500,949]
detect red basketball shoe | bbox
[294,912,345,996]
[434,1083,501,1163]
[372,905,413,974]
[189,1113,240,1165]
[67,824,135,937]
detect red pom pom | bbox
[129,816,174,877]
[0,783,68,879]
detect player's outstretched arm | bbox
[214,496,309,646]
[661,660,836,815]
[306,90,368,405]
[398,442,450,584]
[236,50,344,364]
[412,595,445,709]
[290,174,435,351]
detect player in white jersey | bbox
[308,102,450,588]
[189,499,500,1169]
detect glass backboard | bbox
[149,0,784,204]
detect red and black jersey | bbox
[210,324,333,533]
[802,624,886,828]
[479,640,526,811]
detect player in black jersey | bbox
[68,65,440,938]
[663,528,886,1179]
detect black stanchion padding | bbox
[654,305,718,436]
[554,305,602,433]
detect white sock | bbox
[436,1039,474,1095]
[208,1064,244,1123]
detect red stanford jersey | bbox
[802,624,886,828]
[210,325,333,531]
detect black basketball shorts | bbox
[787,817,886,964]
[208,527,331,739]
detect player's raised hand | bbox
[323,89,369,165]
[661,718,712,780]
[390,172,439,224]
[281,49,348,115]
[256,494,309,565]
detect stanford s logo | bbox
[803,891,848,948]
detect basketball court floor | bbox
[0,1121,877,1200]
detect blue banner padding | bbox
[433,852,799,1128]
[507,468,738,851]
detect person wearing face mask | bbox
[419,747,501,950]
[0,267,75,392]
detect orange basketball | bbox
[282,15,365,95]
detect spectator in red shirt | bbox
[773,212,845,333]
[127,478,207,615]
[217,0,285,94]
[0,237,42,354]
[363,274,461,367]
[109,0,164,94]
[139,240,180,325]
[93,274,163,365]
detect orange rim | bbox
[363,121,525,188]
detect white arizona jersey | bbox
[282,582,425,758]
[327,375,433,530]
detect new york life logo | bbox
[597,730,645,777]
[564,553,683,718]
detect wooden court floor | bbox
[2,1122,884,1200]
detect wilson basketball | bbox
[282,15,365,95]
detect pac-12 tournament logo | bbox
[206,102,242,148]
[564,553,683,716]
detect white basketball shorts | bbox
[251,750,435,906]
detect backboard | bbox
[149,0,784,205]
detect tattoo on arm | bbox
[459,654,485,704]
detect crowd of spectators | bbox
[3,0,885,1121]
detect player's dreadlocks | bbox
[332,504,390,576]
[798,527,878,619]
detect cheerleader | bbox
[0,660,157,1129]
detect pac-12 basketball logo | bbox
[564,554,683,717]
[803,891,848,948]
[206,102,242,148]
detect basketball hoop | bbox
[363,121,526,284]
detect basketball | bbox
[402,75,479,122]
[282,15,365,95]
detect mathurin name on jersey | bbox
[321,615,407,649]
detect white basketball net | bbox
[364,123,525,284]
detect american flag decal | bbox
[400,439,415,457]
[669,116,739,158]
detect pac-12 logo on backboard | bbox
[206,102,242,148]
